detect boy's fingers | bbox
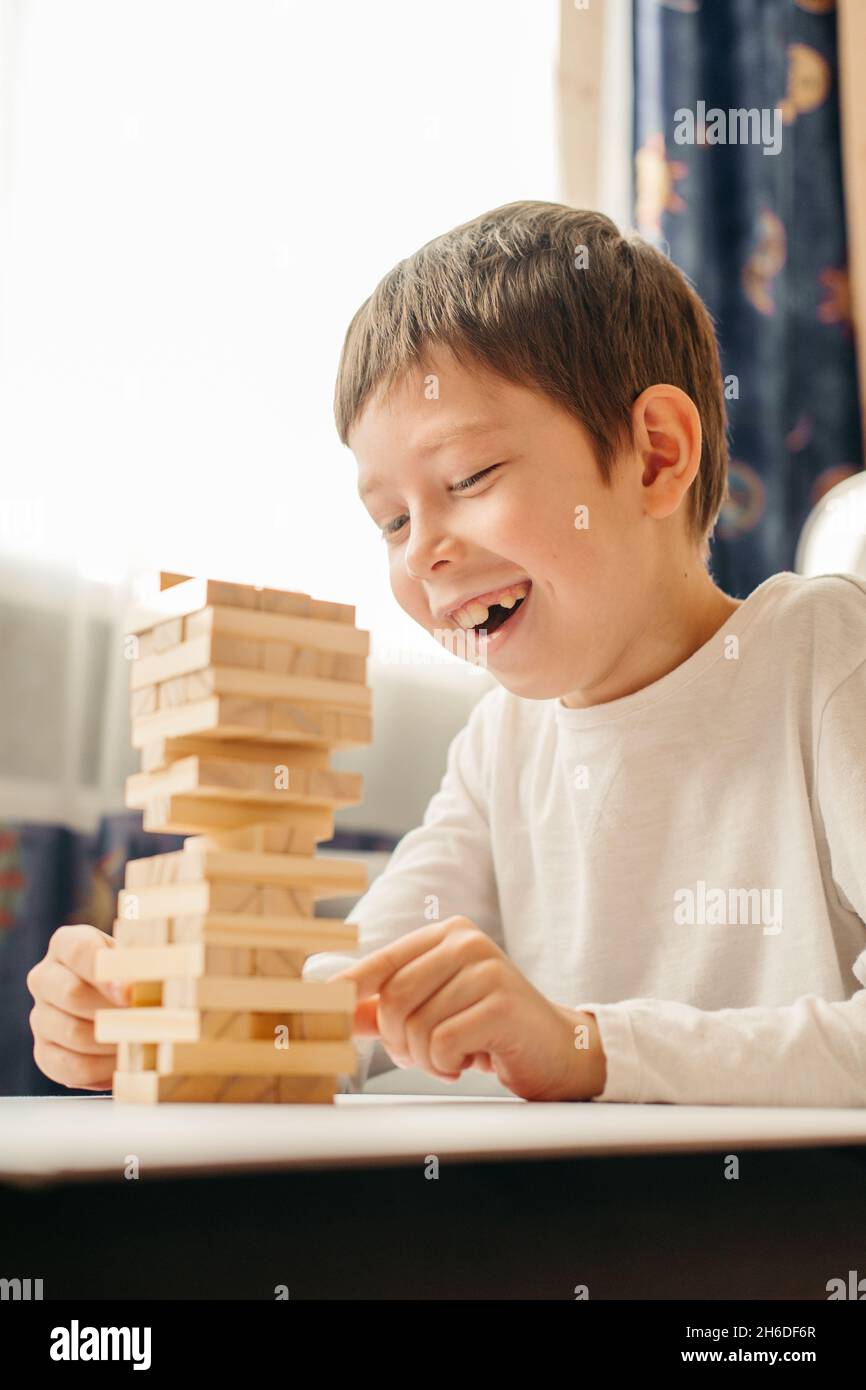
[31,1000,118,1056]
[352,995,380,1037]
[47,925,131,1005]
[35,1039,115,1091]
[336,923,446,999]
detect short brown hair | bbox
[334,200,729,553]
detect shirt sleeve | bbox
[303,686,503,1091]
[574,657,866,1107]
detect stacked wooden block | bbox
[93,573,372,1103]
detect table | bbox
[2,1095,865,1298]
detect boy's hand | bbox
[334,916,606,1101]
[26,925,132,1091]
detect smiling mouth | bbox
[473,593,527,635]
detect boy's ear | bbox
[630,385,702,522]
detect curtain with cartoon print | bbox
[633,0,864,597]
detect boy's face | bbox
[351,345,693,704]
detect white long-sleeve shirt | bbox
[304,570,866,1106]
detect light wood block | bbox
[126,755,362,813]
[130,685,157,717]
[95,1008,201,1043]
[136,618,184,659]
[160,976,355,1011]
[185,604,367,656]
[117,1042,158,1071]
[128,577,312,631]
[112,1071,338,1103]
[118,880,260,919]
[111,918,171,946]
[124,845,366,896]
[155,735,329,773]
[155,1039,356,1076]
[168,911,357,951]
[98,1006,345,1045]
[110,933,257,978]
[191,824,321,855]
[130,982,163,1006]
[140,735,331,774]
[308,598,354,625]
[252,948,308,977]
[95,943,205,982]
[154,677,189,712]
[130,695,372,749]
[131,634,366,691]
[118,880,313,921]
[198,666,370,710]
[140,793,335,839]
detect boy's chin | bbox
[485,667,568,701]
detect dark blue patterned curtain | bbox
[633,0,863,597]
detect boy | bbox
[28,202,866,1105]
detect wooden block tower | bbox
[93,572,372,1103]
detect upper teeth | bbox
[451,583,529,630]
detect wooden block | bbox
[133,634,364,692]
[130,635,226,691]
[112,918,171,946]
[268,702,372,747]
[276,1075,338,1102]
[184,604,369,657]
[155,1039,356,1076]
[199,1010,262,1041]
[125,845,366,897]
[117,1041,158,1071]
[309,597,355,625]
[118,879,311,921]
[94,943,205,983]
[140,793,335,839]
[294,1012,353,1041]
[169,911,358,952]
[130,982,163,1005]
[130,685,157,718]
[156,675,191,710]
[128,578,338,632]
[253,948,307,977]
[191,824,320,855]
[178,666,371,711]
[140,735,331,774]
[160,976,355,1012]
[131,695,372,749]
[124,853,188,890]
[95,1008,201,1043]
[197,1010,345,1043]
[136,617,184,659]
[112,1071,337,1103]
[128,578,275,631]
[109,927,254,980]
[252,588,315,617]
[126,756,362,812]
[260,884,314,916]
[160,572,192,590]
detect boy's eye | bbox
[378,463,503,540]
[451,463,502,493]
[380,514,408,540]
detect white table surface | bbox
[2,1094,866,1186]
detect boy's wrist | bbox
[558,1006,607,1101]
